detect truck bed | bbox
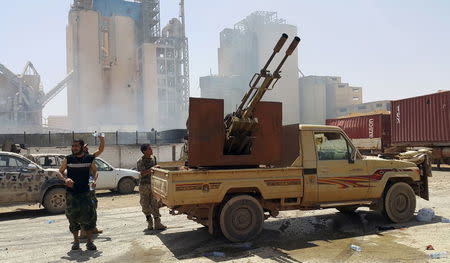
[151,166,303,208]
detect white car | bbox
[29,154,140,194]
[93,157,140,194]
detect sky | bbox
[1,0,449,119]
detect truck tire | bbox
[384,182,416,223]
[337,205,358,214]
[118,178,136,194]
[43,188,66,214]
[219,195,264,243]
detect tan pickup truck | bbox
[152,125,430,242]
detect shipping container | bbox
[391,91,450,146]
[326,114,391,152]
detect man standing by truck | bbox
[137,144,166,231]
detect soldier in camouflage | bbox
[137,144,167,231]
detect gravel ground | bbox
[0,167,449,262]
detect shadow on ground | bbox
[433,166,450,172]
[157,210,441,262]
[0,190,137,221]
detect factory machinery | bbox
[0,62,72,130]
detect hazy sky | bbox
[1,0,449,119]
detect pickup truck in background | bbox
[152,125,431,242]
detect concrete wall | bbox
[67,10,103,130]
[141,43,159,130]
[25,143,184,169]
[299,76,327,124]
[200,75,246,115]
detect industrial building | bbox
[0,62,71,133]
[299,76,362,124]
[67,0,189,131]
[200,11,300,124]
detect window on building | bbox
[157,60,166,74]
[166,48,174,59]
[358,105,367,110]
[376,103,383,108]
[353,97,360,101]
[157,48,165,58]
[167,61,175,74]
[338,84,346,88]
[157,78,166,87]
[340,108,347,113]
[353,88,359,92]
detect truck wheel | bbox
[220,195,264,243]
[43,188,66,214]
[118,178,136,194]
[384,182,416,223]
[337,205,358,214]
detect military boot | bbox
[146,215,154,230]
[154,217,167,230]
[93,227,103,234]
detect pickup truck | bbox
[0,151,65,213]
[152,125,430,242]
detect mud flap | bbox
[418,155,431,201]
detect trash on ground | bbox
[417,208,435,222]
[427,245,435,250]
[47,220,55,224]
[429,252,448,259]
[350,244,362,252]
[441,218,450,223]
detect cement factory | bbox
[1,0,189,132]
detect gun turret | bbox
[224,34,301,155]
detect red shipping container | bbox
[391,91,450,146]
[326,114,391,150]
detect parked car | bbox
[29,153,139,194]
[0,151,65,213]
[28,154,65,169]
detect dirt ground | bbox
[1,166,449,263]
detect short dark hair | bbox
[73,139,85,147]
[140,143,151,153]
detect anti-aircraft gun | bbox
[224,33,301,155]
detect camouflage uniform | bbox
[179,140,188,163]
[137,155,161,228]
[66,191,96,232]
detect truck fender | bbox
[39,178,66,204]
[219,187,264,203]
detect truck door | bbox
[314,132,368,202]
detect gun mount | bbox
[224,34,301,155]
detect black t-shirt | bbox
[66,154,95,193]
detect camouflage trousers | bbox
[90,190,98,227]
[139,184,160,219]
[65,191,96,232]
